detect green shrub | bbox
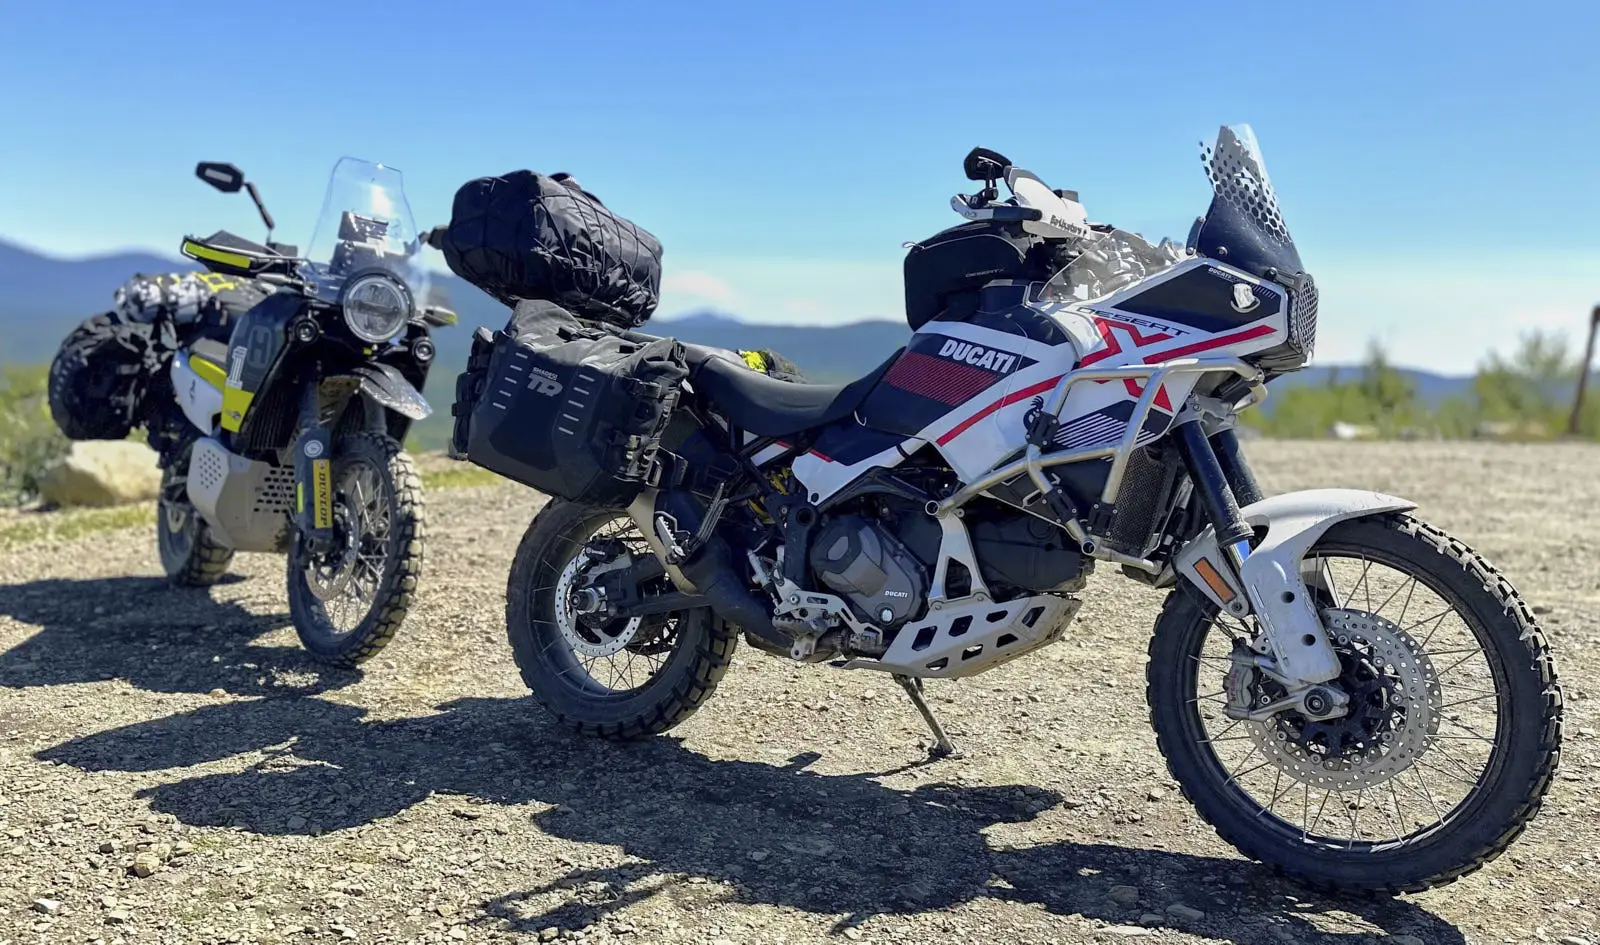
[0,365,68,505]
[1244,332,1599,440]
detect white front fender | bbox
[1174,489,1417,685]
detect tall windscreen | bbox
[1191,124,1303,278]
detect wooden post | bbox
[1569,305,1600,436]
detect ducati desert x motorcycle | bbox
[505,126,1560,892]
[154,158,453,665]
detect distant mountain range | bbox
[0,238,907,388]
[0,240,190,365]
[0,237,1475,408]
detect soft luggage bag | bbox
[438,171,663,329]
[450,301,687,505]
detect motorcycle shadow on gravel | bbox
[38,695,1464,945]
[0,575,354,697]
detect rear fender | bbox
[1173,488,1417,685]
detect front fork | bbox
[1171,418,1346,696]
[293,383,336,554]
[1175,421,1256,579]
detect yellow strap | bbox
[739,350,768,372]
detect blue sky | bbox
[1,1,1596,372]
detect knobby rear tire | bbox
[506,499,738,740]
[157,450,235,587]
[1146,513,1561,894]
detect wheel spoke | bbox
[1307,789,1332,837]
[1408,764,1447,822]
[1413,757,1479,788]
[1417,609,1455,649]
[1346,786,1365,846]
[1438,693,1496,711]
[1395,576,1417,627]
[1341,556,1371,610]
[1385,780,1409,838]
[1426,737,1488,781]
[1430,733,1494,742]
[1371,574,1414,620]
[1255,768,1294,820]
[1434,651,1486,679]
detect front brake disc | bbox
[1243,608,1443,791]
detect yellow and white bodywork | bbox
[171,348,226,433]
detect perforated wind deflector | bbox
[1202,127,1292,247]
[1194,125,1315,371]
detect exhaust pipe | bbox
[678,535,789,648]
[629,487,791,650]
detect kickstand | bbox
[893,674,963,761]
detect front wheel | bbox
[1147,514,1561,893]
[286,433,424,667]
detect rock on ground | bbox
[38,440,162,507]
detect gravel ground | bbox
[1,441,1596,945]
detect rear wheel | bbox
[1147,514,1561,893]
[506,500,737,740]
[286,434,424,667]
[157,450,234,587]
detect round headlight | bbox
[340,273,412,343]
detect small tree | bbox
[1473,330,1577,436]
[1248,341,1421,438]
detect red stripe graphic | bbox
[936,375,1064,446]
[884,351,1002,405]
[1079,318,1174,368]
[1144,323,1276,362]
[1122,379,1174,411]
[934,323,1278,447]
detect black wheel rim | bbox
[158,466,197,563]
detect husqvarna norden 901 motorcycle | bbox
[152,159,453,665]
[504,126,1560,892]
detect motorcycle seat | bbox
[691,349,901,438]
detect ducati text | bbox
[937,339,1019,373]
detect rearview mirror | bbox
[196,162,245,193]
[963,147,1012,182]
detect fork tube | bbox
[1174,419,1253,568]
[1211,428,1263,507]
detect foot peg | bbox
[894,674,962,760]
